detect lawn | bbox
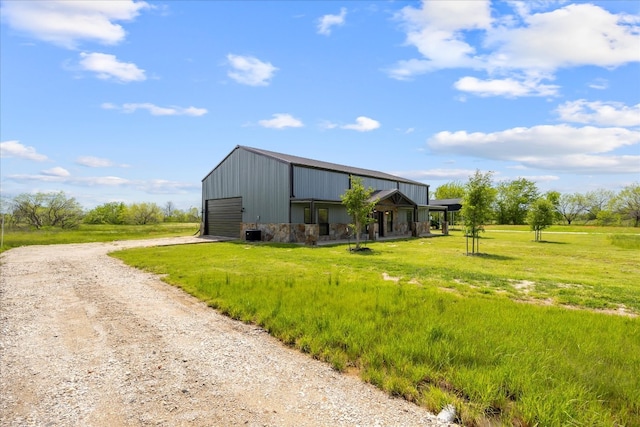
[0,222,200,253]
[111,227,640,426]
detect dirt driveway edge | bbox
[1,237,453,426]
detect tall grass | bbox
[112,230,640,426]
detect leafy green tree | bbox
[461,170,495,255]
[494,178,539,225]
[433,181,465,200]
[125,203,164,225]
[11,192,83,229]
[544,190,562,222]
[612,183,640,227]
[527,198,555,241]
[340,176,378,250]
[556,193,585,225]
[583,189,614,223]
[84,202,126,224]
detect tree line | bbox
[435,178,640,228]
[2,192,200,229]
[439,173,640,254]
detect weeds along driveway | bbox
[0,237,453,426]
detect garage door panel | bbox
[206,197,242,238]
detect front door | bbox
[377,211,384,237]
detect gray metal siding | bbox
[202,148,290,224]
[293,166,349,200]
[399,183,429,205]
[357,176,397,191]
[418,207,430,222]
[241,150,290,223]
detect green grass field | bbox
[0,223,200,253]
[110,226,640,426]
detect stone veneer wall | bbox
[241,223,320,245]
[241,220,436,244]
[414,221,431,236]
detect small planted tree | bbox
[461,170,495,255]
[527,198,554,241]
[340,176,378,251]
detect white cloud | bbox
[227,54,277,86]
[454,76,559,97]
[6,173,130,186]
[390,1,640,97]
[317,8,347,36]
[76,156,113,167]
[79,52,146,82]
[318,120,339,130]
[0,140,48,161]
[258,113,304,129]
[485,4,640,72]
[5,173,198,194]
[41,167,70,177]
[102,102,207,116]
[428,124,640,174]
[342,116,381,132]
[139,179,199,194]
[0,0,149,49]
[389,0,492,79]
[588,78,608,90]
[394,168,478,181]
[555,100,640,127]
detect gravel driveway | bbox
[1,237,454,426]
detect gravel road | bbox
[0,237,455,426]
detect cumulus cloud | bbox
[389,0,492,79]
[0,140,48,161]
[41,167,70,177]
[79,52,146,82]
[76,156,114,167]
[138,179,199,194]
[227,54,278,86]
[317,8,347,35]
[454,76,559,97]
[258,113,304,129]
[485,4,640,71]
[342,116,381,132]
[390,1,640,97]
[555,100,640,127]
[5,172,198,193]
[428,124,640,174]
[393,168,479,181]
[0,0,149,49]
[102,102,207,116]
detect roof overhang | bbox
[369,189,417,207]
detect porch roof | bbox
[368,189,417,207]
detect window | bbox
[304,207,312,224]
[386,210,393,234]
[318,208,329,236]
[406,210,413,224]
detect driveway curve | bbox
[0,237,453,426]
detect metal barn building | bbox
[201,146,445,244]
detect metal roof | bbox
[238,146,426,186]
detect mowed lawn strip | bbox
[0,223,200,253]
[112,229,640,426]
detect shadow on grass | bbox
[465,252,517,261]
[534,240,567,245]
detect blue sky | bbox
[1,0,639,211]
